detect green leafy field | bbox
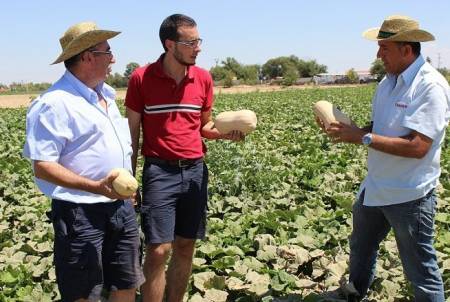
[0,86,449,301]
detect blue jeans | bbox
[349,190,444,301]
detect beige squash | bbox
[214,110,257,134]
[110,168,138,197]
[313,100,351,128]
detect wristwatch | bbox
[362,133,373,146]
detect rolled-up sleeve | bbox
[23,101,70,162]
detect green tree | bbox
[370,58,386,81]
[240,64,259,85]
[281,65,299,86]
[437,67,449,77]
[223,72,234,88]
[124,62,140,79]
[297,59,327,77]
[262,56,326,80]
[221,57,244,79]
[210,58,260,85]
[262,56,298,79]
[346,68,359,84]
[438,68,450,84]
[210,66,229,81]
[106,72,128,88]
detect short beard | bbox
[174,47,195,67]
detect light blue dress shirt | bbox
[359,55,450,206]
[23,71,133,204]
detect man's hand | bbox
[326,122,366,144]
[96,171,131,200]
[131,187,142,211]
[222,130,245,141]
[315,116,326,132]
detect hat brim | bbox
[362,27,434,42]
[51,30,120,65]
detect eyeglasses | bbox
[175,38,203,48]
[89,49,113,56]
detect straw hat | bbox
[51,21,120,65]
[362,15,434,42]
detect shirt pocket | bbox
[384,97,411,136]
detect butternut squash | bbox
[110,168,138,197]
[214,110,257,134]
[313,100,351,128]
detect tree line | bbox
[210,56,328,86]
[1,57,449,93]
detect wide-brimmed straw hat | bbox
[51,21,120,65]
[362,15,434,42]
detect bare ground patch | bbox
[0,85,361,108]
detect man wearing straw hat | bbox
[323,15,449,301]
[23,22,144,301]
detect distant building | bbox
[313,71,377,85]
[313,73,346,85]
[355,70,377,83]
[296,77,313,85]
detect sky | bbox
[1,1,449,85]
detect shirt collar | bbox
[399,55,425,87]
[153,53,195,81]
[63,70,115,105]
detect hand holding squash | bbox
[109,168,138,198]
[214,110,257,135]
[313,100,351,129]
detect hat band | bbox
[377,30,396,39]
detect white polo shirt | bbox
[359,55,450,206]
[23,71,133,204]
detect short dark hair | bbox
[397,42,421,56]
[159,14,197,51]
[63,53,82,69]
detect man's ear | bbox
[80,50,92,63]
[165,39,174,52]
[403,44,413,57]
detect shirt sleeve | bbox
[125,70,144,114]
[202,72,214,112]
[23,102,70,162]
[402,82,448,140]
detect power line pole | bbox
[437,53,442,69]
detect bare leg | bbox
[109,288,136,302]
[166,237,196,302]
[141,243,172,302]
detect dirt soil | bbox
[0,84,357,108]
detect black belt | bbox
[145,157,203,168]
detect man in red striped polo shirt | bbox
[125,14,243,302]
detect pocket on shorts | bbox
[52,201,84,239]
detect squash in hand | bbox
[110,168,138,197]
[214,110,257,134]
[313,100,351,128]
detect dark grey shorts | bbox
[51,199,144,301]
[141,158,208,244]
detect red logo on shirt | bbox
[395,102,408,109]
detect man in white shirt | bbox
[23,22,144,302]
[323,15,448,301]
